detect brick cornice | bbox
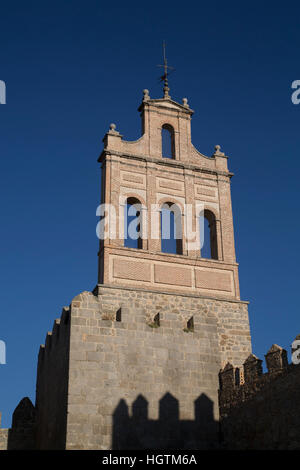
[98,149,234,179]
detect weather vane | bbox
[157,41,174,99]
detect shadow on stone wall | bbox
[112,392,220,450]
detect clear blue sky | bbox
[1,1,300,427]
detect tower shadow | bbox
[112,392,219,450]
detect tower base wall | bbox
[64,285,251,449]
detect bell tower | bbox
[33,76,252,450]
[98,87,240,302]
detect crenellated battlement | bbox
[219,342,299,408]
[218,338,300,449]
[37,307,70,368]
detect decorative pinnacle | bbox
[213,144,225,156]
[143,89,150,101]
[108,123,120,136]
[157,41,174,99]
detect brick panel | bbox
[195,268,233,293]
[154,264,192,287]
[113,258,151,282]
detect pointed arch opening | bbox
[160,202,183,255]
[124,197,143,249]
[184,316,194,333]
[148,312,160,329]
[199,209,218,260]
[116,308,122,322]
[161,124,175,159]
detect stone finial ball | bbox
[110,123,116,131]
[215,144,221,151]
[143,89,149,95]
[182,98,188,105]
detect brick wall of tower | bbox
[98,151,241,300]
[98,92,242,303]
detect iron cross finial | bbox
[157,41,174,99]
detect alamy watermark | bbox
[0,80,6,104]
[292,340,300,365]
[291,80,300,104]
[0,340,6,364]
[96,200,206,250]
